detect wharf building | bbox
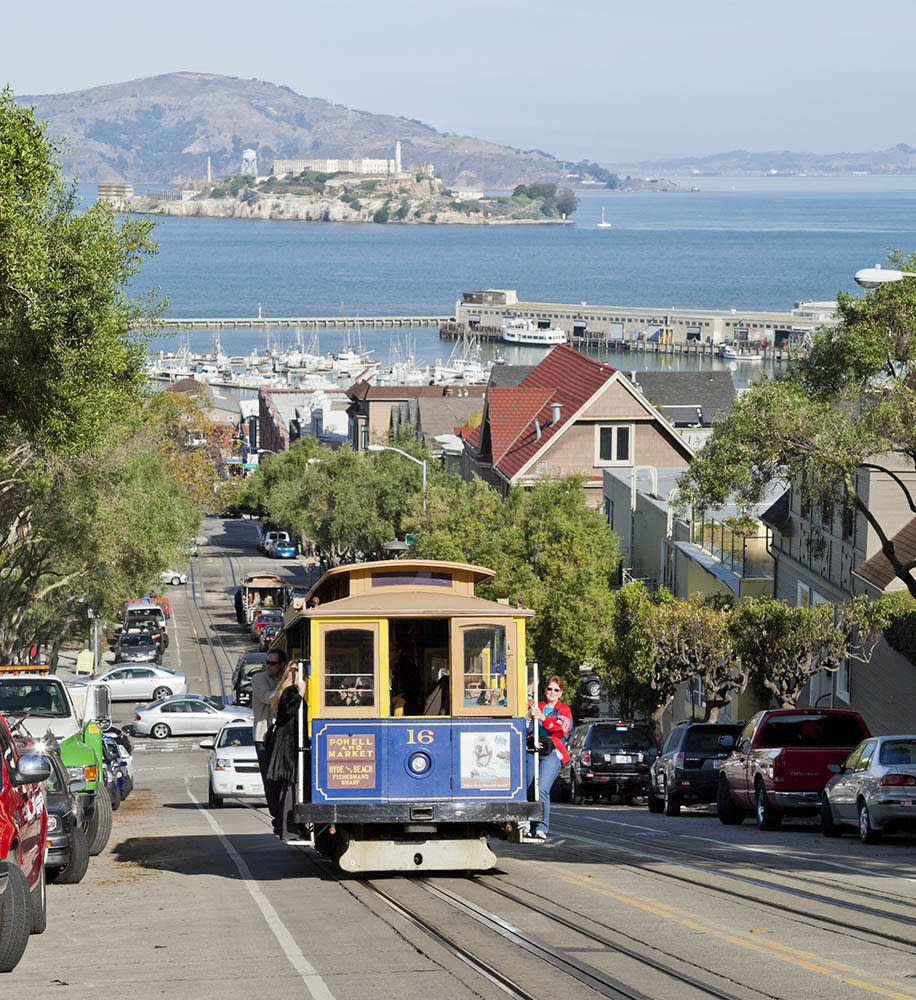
[453,290,837,347]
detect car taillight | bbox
[136,714,141,721]
[772,755,786,782]
[881,773,916,786]
[581,750,591,766]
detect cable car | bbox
[273,559,542,872]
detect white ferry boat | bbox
[721,343,764,362]
[501,318,568,346]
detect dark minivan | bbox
[559,720,656,803]
[648,721,743,816]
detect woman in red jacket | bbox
[527,674,573,840]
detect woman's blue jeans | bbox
[527,750,562,835]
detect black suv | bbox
[232,651,268,706]
[559,720,656,802]
[648,721,743,816]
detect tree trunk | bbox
[650,702,669,747]
[705,705,720,723]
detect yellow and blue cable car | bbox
[275,559,542,872]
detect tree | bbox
[0,88,161,456]
[727,595,892,708]
[678,251,916,599]
[555,187,579,217]
[411,475,621,680]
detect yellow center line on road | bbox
[511,858,916,1000]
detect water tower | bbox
[240,148,258,177]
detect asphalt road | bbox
[7,517,916,1000]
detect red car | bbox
[0,713,51,972]
[251,610,283,643]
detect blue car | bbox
[273,542,297,559]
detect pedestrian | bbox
[251,648,287,830]
[525,675,572,840]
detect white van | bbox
[261,530,290,555]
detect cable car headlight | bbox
[407,752,431,775]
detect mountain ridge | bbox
[17,72,580,188]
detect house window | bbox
[604,498,614,530]
[841,500,855,542]
[798,582,811,608]
[596,424,634,466]
[835,659,851,703]
[359,425,369,450]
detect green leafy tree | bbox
[678,251,916,599]
[555,187,579,217]
[727,595,893,707]
[413,476,620,680]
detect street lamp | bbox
[854,264,916,288]
[367,444,427,511]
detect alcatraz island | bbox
[118,143,679,226]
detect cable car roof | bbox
[297,590,533,620]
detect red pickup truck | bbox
[0,713,51,972]
[716,708,870,830]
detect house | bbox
[626,370,736,449]
[762,459,916,732]
[259,387,350,454]
[461,345,694,505]
[345,382,486,452]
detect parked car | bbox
[648,721,744,816]
[232,652,268,706]
[251,609,284,642]
[717,708,871,830]
[0,713,50,971]
[161,569,188,586]
[259,529,290,555]
[76,665,185,702]
[822,735,916,843]
[272,540,297,559]
[102,738,129,803]
[120,617,169,652]
[41,743,90,885]
[559,720,656,803]
[201,721,265,808]
[113,633,161,666]
[134,695,253,739]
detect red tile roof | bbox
[478,345,617,480]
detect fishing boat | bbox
[501,317,567,346]
[721,343,764,362]
[597,207,612,229]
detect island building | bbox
[273,141,411,178]
[97,182,133,206]
[454,290,836,347]
[240,149,258,177]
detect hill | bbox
[610,144,916,176]
[18,72,585,188]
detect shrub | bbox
[373,205,389,223]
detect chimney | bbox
[551,402,562,424]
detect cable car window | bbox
[323,628,376,710]
[461,626,507,707]
[371,571,452,588]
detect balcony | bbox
[690,514,773,579]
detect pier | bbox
[153,314,452,331]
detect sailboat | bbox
[597,207,612,229]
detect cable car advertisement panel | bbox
[311,719,528,801]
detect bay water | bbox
[117,177,916,379]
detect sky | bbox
[5,0,916,164]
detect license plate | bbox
[900,799,913,807]
[613,754,635,763]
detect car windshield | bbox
[0,680,70,718]
[127,608,161,621]
[685,727,743,754]
[120,635,154,648]
[879,740,916,765]
[203,696,225,710]
[757,714,868,748]
[216,726,255,748]
[588,724,653,748]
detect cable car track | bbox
[358,875,749,1000]
[545,818,916,953]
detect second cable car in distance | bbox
[274,559,542,872]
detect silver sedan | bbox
[134,695,252,740]
[74,666,187,702]
[822,735,916,843]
